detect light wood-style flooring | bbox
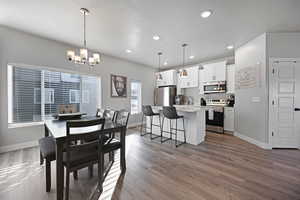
[0,129,300,200]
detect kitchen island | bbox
[147,105,206,145]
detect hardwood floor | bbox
[0,130,300,200]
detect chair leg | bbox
[65,168,70,200]
[150,116,153,140]
[45,159,51,192]
[159,115,162,138]
[140,114,144,136]
[175,119,178,147]
[40,152,44,165]
[98,151,104,193]
[88,165,93,178]
[73,171,78,180]
[183,118,187,143]
[161,117,164,143]
[169,119,172,140]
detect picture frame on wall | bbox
[111,74,127,97]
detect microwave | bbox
[203,81,226,94]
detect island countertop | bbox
[152,105,205,113]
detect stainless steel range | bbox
[205,99,227,133]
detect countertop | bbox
[152,105,204,113]
[152,105,234,113]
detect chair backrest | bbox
[96,108,105,117]
[103,109,117,121]
[142,105,155,116]
[162,106,178,119]
[115,109,130,127]
[65,118,105,165]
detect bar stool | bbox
[161,106,186,147]
[140,105,162,140]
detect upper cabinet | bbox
[178,66,199,88]
[201,61,226,83]
[226,64,235,94]
[156,69,177,87]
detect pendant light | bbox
[66,8,101,66]
[180,43,188,77]
[156,52,163,80]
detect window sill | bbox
[131,112,142,115]
[8,121,45,129]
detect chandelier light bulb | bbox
[93,53,101,64]
[67,50,75,61]
[80,48,88,62]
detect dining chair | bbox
[107,110,130,161]
[39,136,56,192]
[103,109,117,121]
[64,118,105,200]
[96,108,105,117]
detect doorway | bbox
[269,58,300,148]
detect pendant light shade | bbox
[66,8,101,66]
[156,52,163,80]
[180,43,188,77]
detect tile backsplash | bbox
[184,87,233,105]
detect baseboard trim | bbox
[234,132,272,149]
[0,141,38,153]
[128,122,143,129]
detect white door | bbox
[271,60,300,148]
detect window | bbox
[8,65,101,124]
[69,90,80,104]
[130,80,142,114]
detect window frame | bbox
[7,63,102,128]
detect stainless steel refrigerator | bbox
[154,86,176,106]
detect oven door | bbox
[206,107,224,133]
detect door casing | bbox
[269,58,300,149]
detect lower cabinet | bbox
[224,107,234,132]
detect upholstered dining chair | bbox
[64,118,105,200]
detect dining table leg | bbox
[120,127,126,174]
[56,139,64,200]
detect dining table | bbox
[44,117,127,200]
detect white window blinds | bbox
[8,65,101,124]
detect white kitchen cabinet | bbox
[224,107,234,132]
[178,66,199,88]
[226,64,235,94]
[201,61,226,83]
[156,69,177,87]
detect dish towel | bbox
[208,109,214,120]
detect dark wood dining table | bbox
[44,117,127,200]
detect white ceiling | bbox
[1,0,300,68]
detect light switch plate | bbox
[252,97,261,102]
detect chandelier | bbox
[66,8,101,66]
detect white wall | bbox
[234,33,269,144]
[0,26,156,149]
[268,32,300,58]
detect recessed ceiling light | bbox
[163,61,168,66]
[201,10,213,18]
[189,55,195,59]
[227,45,234,50]
[125,49,132,53]
[153,35,160,40]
